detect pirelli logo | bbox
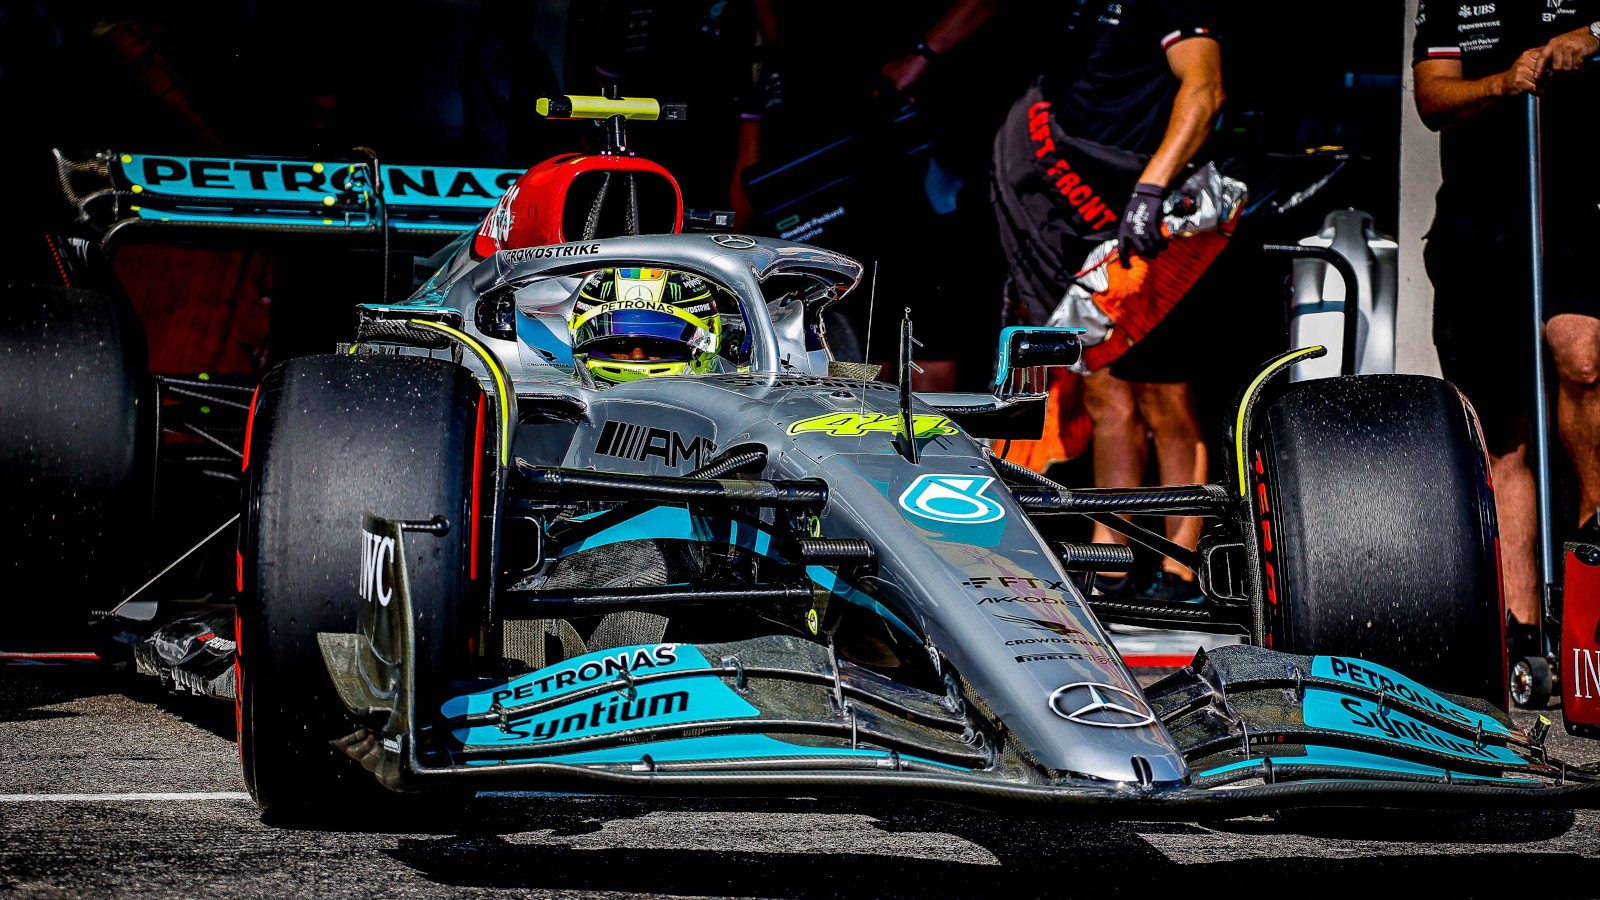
[594,420,714,469]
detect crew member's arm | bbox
[1134,37,1224,189]
[880,0,1004,92]
[1414,51,1545,131]
[1118,36,1222,266]
[1411,4,1597,131]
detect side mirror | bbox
[917,327,1084,441]
[993,326,1083,397]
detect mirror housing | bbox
[993,326,1083,393]
[919,327,1084,441]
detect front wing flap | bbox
[317,514,1600,815]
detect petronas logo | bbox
[898,475,1006,525]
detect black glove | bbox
[1117,182,1168,268]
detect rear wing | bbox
[56,149,519,249]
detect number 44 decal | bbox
[787,412,958,438]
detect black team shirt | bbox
[1413,0,1599,233]
[1043,0,1220,156]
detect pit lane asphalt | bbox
[3,661,1598,899]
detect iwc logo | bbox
[898,475,1006,525]
[1048,682,1155,728]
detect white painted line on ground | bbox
[0,792,251,802]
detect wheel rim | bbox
[1510,659,1534,707]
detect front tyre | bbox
[238,353,485,817]
[1249,374,1504,706]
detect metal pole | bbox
[1528,94,1556,620]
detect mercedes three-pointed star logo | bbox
[1048,682,1156,728]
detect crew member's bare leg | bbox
[1546,313,1600,526]
[1135,381,1207,579]
[1489,435,1540,626]
[1084,369,1147,576]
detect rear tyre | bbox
[1250,375,1504,705]
[0,284,154,646]
[239,353,485,817]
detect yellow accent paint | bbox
[1233,346,1326,495]
[131,184,143,193]
[408,319,514,465]
[120,154,132,164]
[539,95,662,121]
[787,412,958,439]
[322,196,336,206]
[312,162,325,173]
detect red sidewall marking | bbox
[1122,653,1197,668]
[240,384,261,472]
[469,395,486,581]
[234,607,245,768]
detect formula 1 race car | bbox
[231,228,1598,820]
[8,94,1598,819]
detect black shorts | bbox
[1426,216,1600,451]
[991,82,1147,327]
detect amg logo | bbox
[499,690,691,742]
[595,420,714,469]
[359,529,396,607]
[1573,649,1600,699]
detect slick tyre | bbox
[1249,375,1504,705]
[0,284,154,645]
[239,353,486,818]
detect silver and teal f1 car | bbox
[229,229,1600,821]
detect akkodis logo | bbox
[898,475,1006,525]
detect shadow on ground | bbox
[375,796,1593,899]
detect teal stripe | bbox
[494,734,966,769]
[1198,745,1539,784]
[556,507,919,642]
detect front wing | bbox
[316,515,1600,816]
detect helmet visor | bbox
[573,308,696,361]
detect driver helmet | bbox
[568,268,722,384]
